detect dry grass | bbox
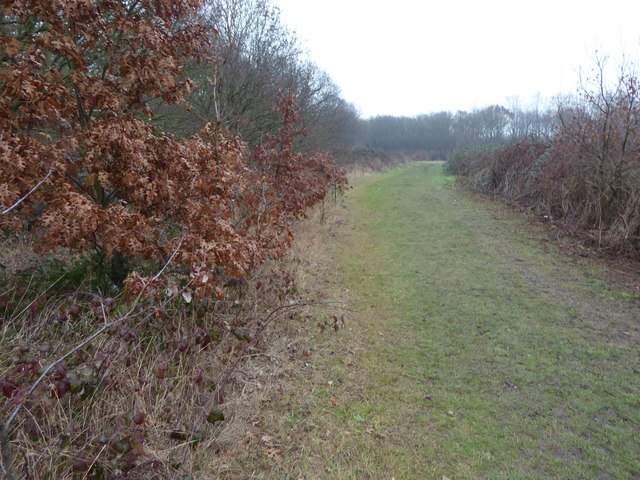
[0,201,350,479]
[210,191,374,479]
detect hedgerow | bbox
[446,60,640,254]
[0,1,346,477]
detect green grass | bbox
[225,162,640,479]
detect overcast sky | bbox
[271,0,640,118]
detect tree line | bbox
[356,102,557,158]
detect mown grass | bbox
[223,162,639,479]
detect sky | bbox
[271,0,640,118]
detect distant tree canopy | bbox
[357,103,557,158]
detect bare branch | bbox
[1,169,53,216]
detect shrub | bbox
[0,0,346,297]
[446,59,640,253]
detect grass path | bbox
[228,162,639,479]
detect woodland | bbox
[1,0,639,478]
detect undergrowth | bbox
[0,205,344,478]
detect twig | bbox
[0,424,17,480]
[212,300,351,402]
[1,169,53,216]
[82,443,107,480]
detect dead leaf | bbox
[265,446,282,459]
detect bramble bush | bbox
[447,59,640,254]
